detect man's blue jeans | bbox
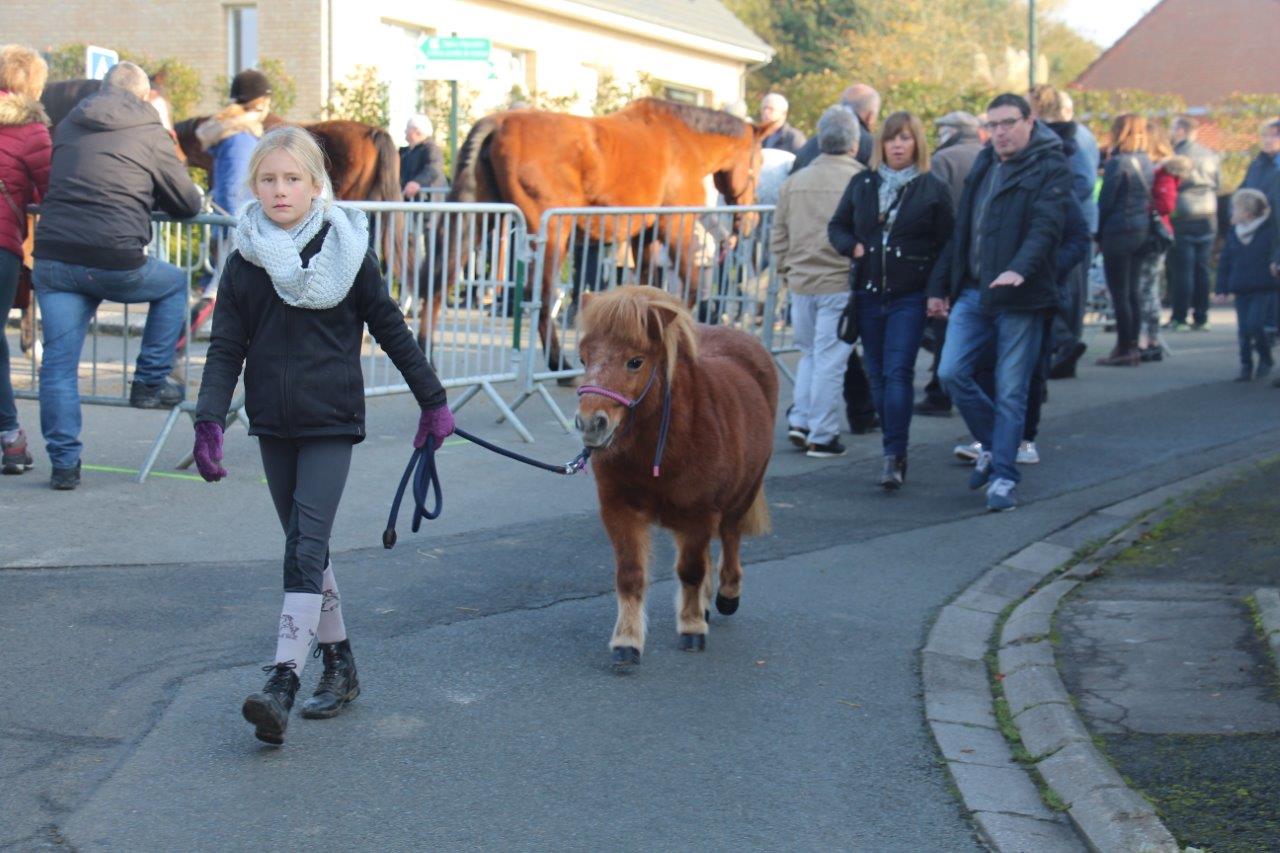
[1169,232,1213,326]
[855,290,926,457]
[33,257,187,468]
[937,288,1046,484]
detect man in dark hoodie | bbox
[1029,85,1098,378]
[31,61,202,490]
[931,93,1072,512]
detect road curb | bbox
[924,453,1272,852]
[1254,586,1280,675]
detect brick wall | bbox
[0,0,324,120]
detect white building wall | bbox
[333,0,749,146]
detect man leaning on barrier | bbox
[31,61,203,491]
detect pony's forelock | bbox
[580,287,698,383]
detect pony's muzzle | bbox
[576,410,616,448]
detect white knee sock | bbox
[274,592,323,676]
[316,561,348,644]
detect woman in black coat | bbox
[829,111,954,489]
[1096,113,1155,365]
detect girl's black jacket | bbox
[828,170,954,296]
[195,225,447,442]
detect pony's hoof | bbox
[610,646,641,670]
[715,593,740,615]
[678,633,706,652]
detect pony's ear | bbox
[581,291,594,309]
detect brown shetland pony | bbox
[436,98,766,364]
[574,286,778,669]
[174,115,401,203]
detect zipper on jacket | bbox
[281,306,291,436]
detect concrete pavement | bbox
[3,308,1278,850]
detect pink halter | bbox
[576,369,673,477]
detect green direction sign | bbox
[415,36,494,81]
[421,37,490,62]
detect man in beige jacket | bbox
[771,106,865,458]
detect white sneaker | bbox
[953,440,982,463]
[986,477,1018,512]
[1017,441,1040,465]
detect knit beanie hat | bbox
[230,69,271,104]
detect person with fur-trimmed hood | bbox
[0,44,52,476]
[198,69,272,216]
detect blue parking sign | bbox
[85,45,119,80]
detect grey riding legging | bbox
[258,435,354,594]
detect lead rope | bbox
[383,428,591,549]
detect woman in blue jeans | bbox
[829,111,954,489]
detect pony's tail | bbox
[370,127,401,202]
[449,114,501,202]
[741,483,771,537]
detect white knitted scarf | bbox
[1235,216,1267,246]
[235,199,369,310]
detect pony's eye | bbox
[626,357,644,371]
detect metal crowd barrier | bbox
[508,204,787,430]
[11,210,237,482]
[8,200,798,480]
[342,200,534,441]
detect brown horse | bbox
[437,98,766,365]
[574,286,778,669]
[174,115,400,203]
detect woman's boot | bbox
[300,639,360,719]
[242,662,300,745]
[878,454,907,490]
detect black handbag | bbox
[836,294,859,344]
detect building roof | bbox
[512,0,773,62]
[1071,0,1280,107]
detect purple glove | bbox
[414,405,455,449]
[193,421,227,482]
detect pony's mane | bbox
[632,98,748,139]
[580,286,699,383]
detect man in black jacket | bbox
[790,83,879,172]
[931,93,1071,512]
[31,61,203,489]
[399,114,446,198]
[1167,116,1220,330]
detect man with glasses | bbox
[930,93,1072,511]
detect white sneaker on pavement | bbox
[953,440,982,463]
[1017,441,1040,464]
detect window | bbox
[227,6,259,77]
[657,82,702,106]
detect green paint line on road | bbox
[81,464,205,482]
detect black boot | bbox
[878,454,907,490]
[300,639,360,719]
[242,661,300,745]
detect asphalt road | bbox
[3,313,1278,851]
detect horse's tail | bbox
[370,127,401,202]
[449,114,502,202]
[740,482,771,537]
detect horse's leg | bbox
[716,521,743,616]
[544,226,571,378]
[600,500,651,669]
[673,525,714,651]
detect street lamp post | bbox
[1028,0,1039,88]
